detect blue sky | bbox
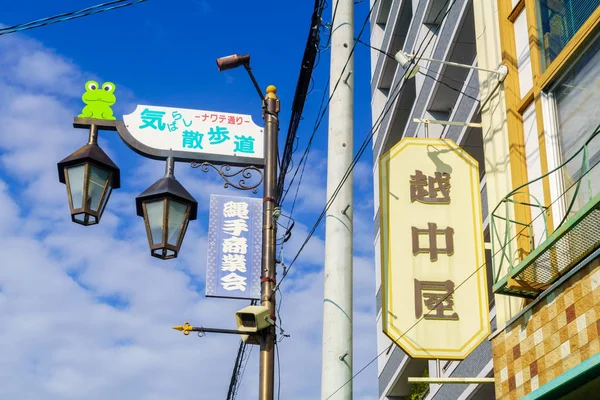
[0,1,377,399]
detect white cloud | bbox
[0,30,379,400]
[280,149,328,214]
[0,33,84,98]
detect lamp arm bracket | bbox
[243,63,266,102]
[405,53,508,80]
[172,322,260,336]
[191,161,264,193]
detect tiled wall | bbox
[491,255,600,399]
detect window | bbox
[548,33,600,218]
[537,0,600,69]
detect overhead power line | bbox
[226,298,258,400]
[0,0,148,37]
[226,335,251,400]
[276,0,328,203]
[276,0,379,266]
[278,0,380,214]
[276,0,461,294]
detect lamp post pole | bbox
[214,55,280,400]
[259,85,279,400]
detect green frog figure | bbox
[79,80,117,120]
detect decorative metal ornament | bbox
[191,161,263,193]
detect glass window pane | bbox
[538,0,600,69]
[553,36,600,216]
[99,185,112,215]
[145,200,165,245]
[66,165,85,209]
[167,200,188,246]
[87,166,110,212]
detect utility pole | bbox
[260,85,280,400]
[322,0,354,398]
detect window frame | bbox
[541,30,600,228]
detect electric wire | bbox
[416,69,479,101]
[226,338,248,400]
[278,0,380,244]
[276,0,461,294]
[275,63,408,294]
[476,78,503,114]
[279,0,379,207]
[232,344,254,399]
[354,37,481,100]
[275,68,408,294]
[0,0,147,36]
[324,149,600,399]
[277,0,379,263]
[275,332,282,400]
[324,0,340,49]
[277,0,328,203]
[226,300,257,400]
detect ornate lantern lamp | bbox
[135,158,198,259]
[57,125,120,226]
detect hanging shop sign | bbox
[379,138,489,359]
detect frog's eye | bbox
[102,82,115,93]
[87,81,98,91]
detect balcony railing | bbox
[491,124,600,298]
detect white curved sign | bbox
[123,105,264,165]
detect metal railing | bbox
[491,123,600,298]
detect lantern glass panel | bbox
[87,166,110,212]
[66,165,85,209]
[145,199,165,245]
[99,184,113,215]
[167,200,189,246]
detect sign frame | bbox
[379,137,490,360]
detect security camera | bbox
[235,305,273,333]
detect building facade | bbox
[474,0,600,399]
[370,0,495,398]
